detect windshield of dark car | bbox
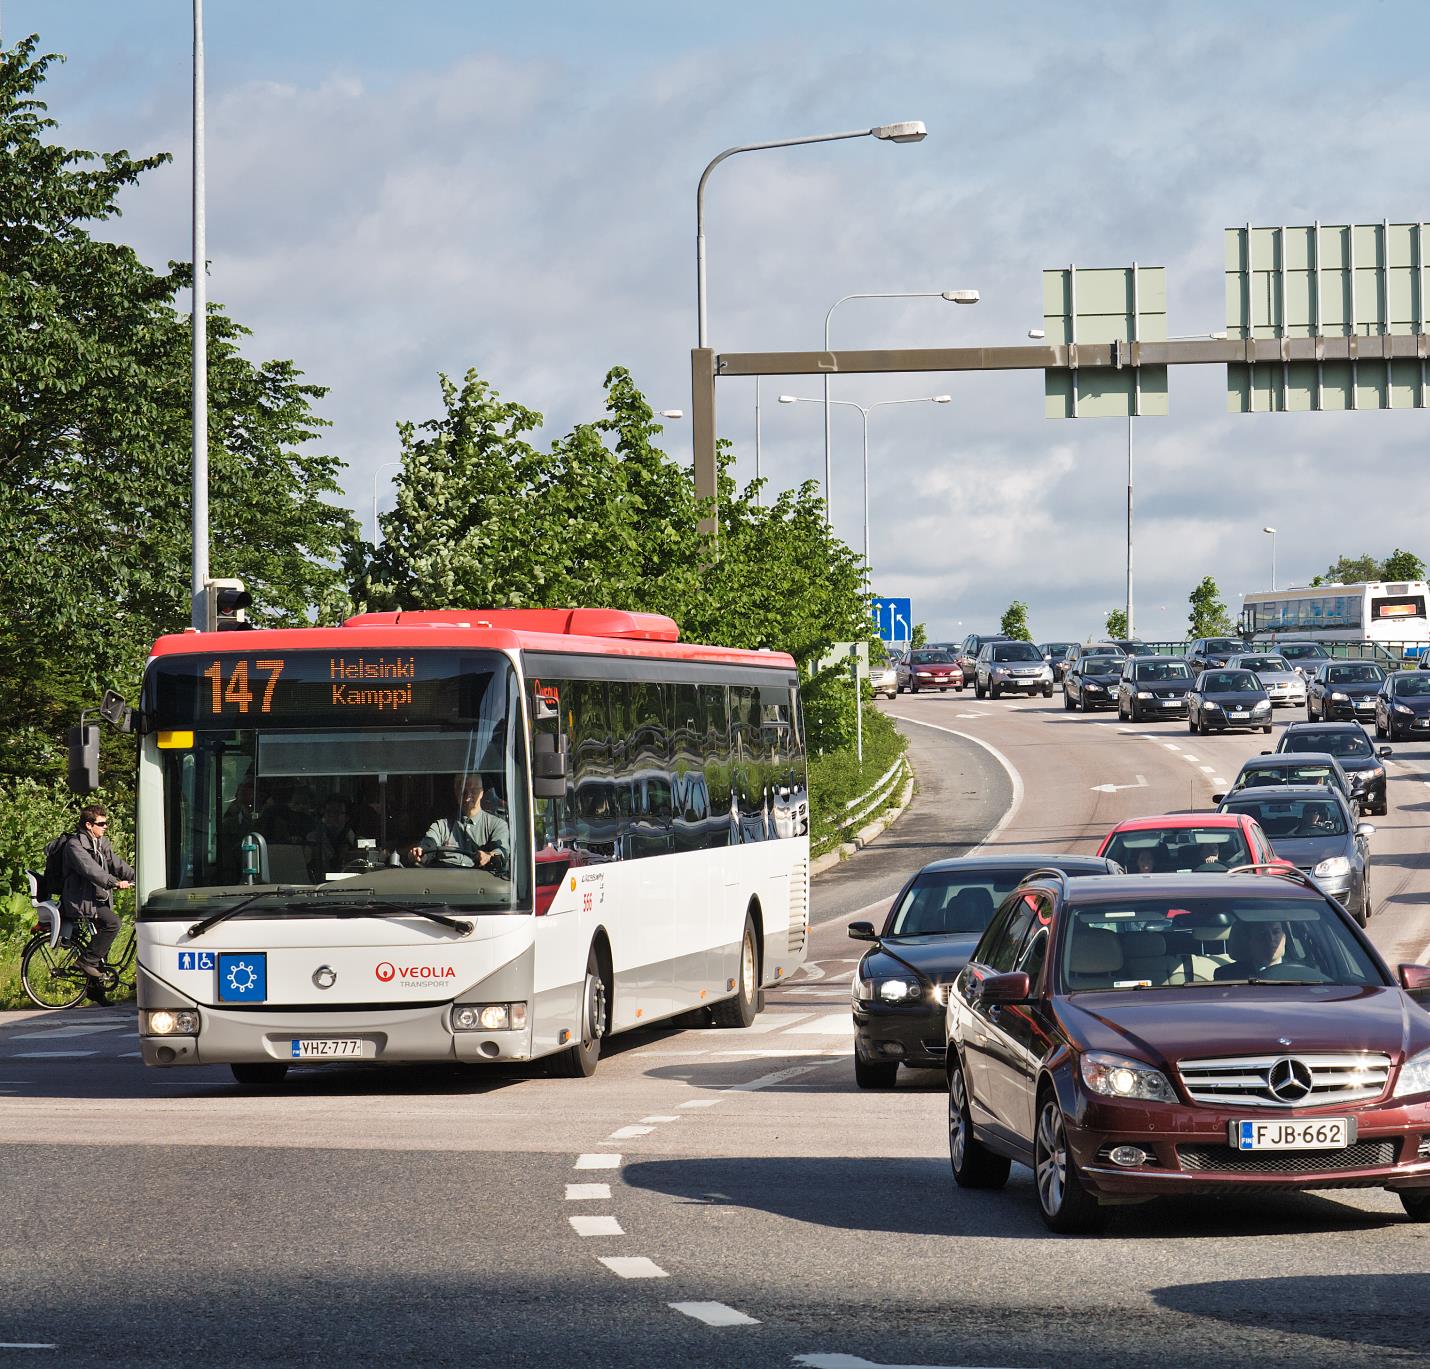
[1222,794,1347,837]
[1279,643,1325,659]
[1205,639,1241,653]
[1204,671,1260,692]
[1084,657,1122,673]
[1284,730,1373,759]
[1238,656,1289,672]
[1139,661,1190,681]
[912,651,953,664]
[992,643,1042,662]
[1237,763,1335,789]
[1058,895,1382,990]
[1043,643,1075,656]
[888,870,1030,936]
[1103,827,1251,873]
[1328,662,1384,684]
[1394,674,1430,696]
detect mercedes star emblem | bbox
[313,965,337,990]
[1266,1056,1314,1102]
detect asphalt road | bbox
[1,695,1427,1368]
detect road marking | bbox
[716,1048,844,1057]
[565,1183,611,1201]
[1201,765,1216,773]
[598,1256,667,1279]
[569,1215,624,1238]
[10,1051,97,1059]
[726,1062,829,1092]
[1163,743,1181,751]
[1212,777,1228,787]
[608,1125,653,1140]
[743,1010,816,1029]
[784,1013,854,1034]
[14,1024,130,1039]
[640,1115,679,1123]
[888,714,1024,855]
[1090,775,1147,793]
[668,1301,760,1327]
[678,1098,720,1108]
[795,1357,1033,1369]
[574,1153,621,1170]
[0,1345,56,1351]
[1419,936,1430,963]
[790,962,825,981]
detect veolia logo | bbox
[375,961,456,982]
[375,962,396,982]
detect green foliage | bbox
[808,705,907,857]
[1105,607,1128,639]
[1316,554,1381,586]
[910,622,928,649]
[999,600,1033,642]
[1188,576,1234,637]
[1380,548,1425,582]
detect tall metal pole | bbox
[753,375,761,504]
[1126,413,1134,639]
[190,0,209,629]
[1272,533,1277,591]
[860,405,871,581]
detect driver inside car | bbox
[408,774,510,874]
[1214,920,1288,980]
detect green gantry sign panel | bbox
[1226,223,1430,412]
[1044,264,1167,419]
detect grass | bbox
[809,705,909,858]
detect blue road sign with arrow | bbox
[871,597,912,643]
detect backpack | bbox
[38,834,70,904]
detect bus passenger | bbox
[408,775,510,874]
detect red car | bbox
[1096,812,1293,875]
[946,868,1430,1232]
[902,649,965,694]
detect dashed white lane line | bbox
[599,1256,667,1279]
[14,1024,130,1039]
[0,1344,57,1351]
[575,1153,621,1170]
[742,1011,815,1032]
[668,1301,760,1328]
[726,1062,830,1092]
[10,1051,96,1059]
[678,1098,720,1108]
[640,1115,679,1124]
[608,1125,653,1140]
[570,1215,624,1238]
[1201,765,1216,773]
[1163,743,1181,751]
[784,1012,855,1034]
[565,1183,611,1201]
[1213,778,1228,788]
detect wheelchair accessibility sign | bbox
[217,952,267,1003]
[177,950,216,972]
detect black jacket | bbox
[60,830,135,921]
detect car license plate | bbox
[289,1038,375,1059]
[1231,1117,1353,1150]
[1161,698,1181,707]
[1228,710,1248,719]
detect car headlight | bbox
[1085,682,1103,692]
[145,1009,200,1036]
[1366,766,1385,779]
[1203,700,1222,710]
[877,978,921,1003]
[1313,856,1352,878]
[1395,703,1413,715]
[992,667,1010,676]
[1393,1046,1430,1099]
[1253,700,1271,712]
[1080,1051,1175,1103]
[1136,691,1153,700]
[453,1002,528,1031]
[1330,691,1348,701]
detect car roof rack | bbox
[1226,863,1319,891]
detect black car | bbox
[1186,636,1245,672]
[955,633,1011,683]
[1307,659,1386,723]
[1276,721,1391,816]
[1040,641,1078,682]
[1376,670,1430,741]
[1063,652,1124,712]
[1116,655,1192,722]
[1274,639,1332,677]
[1188,668,1273,734]
[1109,639,1150,655]
[848,853,1119,1089]
[1217,785,1374,925]
[1216,752,1356,812]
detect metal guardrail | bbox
[1134,640,1427,665]
[836,754,909,834]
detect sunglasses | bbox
[90,819,109,827]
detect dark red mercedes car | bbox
[945,868,1430,1233]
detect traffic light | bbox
[202,578,254,633]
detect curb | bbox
[810,761,916,880]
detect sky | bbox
[9,1,1430,641]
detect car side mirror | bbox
[1378,747,1392,758]
[847,920,879,943]
[1356,822,1376,838]
[978,970,1031,1004]
[1259,750,1271,756]
[1398,963,1430,1006]
[1211,793,1225,804]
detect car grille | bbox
[1177,1053,1390,1107]
[934,982,955,1006]
[1177,1140,1397,1174]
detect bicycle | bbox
[18,870,136,1010]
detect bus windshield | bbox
[144,649,529,911]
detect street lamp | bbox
[1263,526,1278,590]
[658,410,684,419]
[370,460,403,545]
[779,393,951,581]
[821,288,977,524]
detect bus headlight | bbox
[145,1009,199,1036]
[454,1002,528,1031]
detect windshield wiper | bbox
[187,887,307,939]
[320,902,474,935]
[1215,977,1328,986]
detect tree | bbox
[1318,554,1381,586]
[1188,576,1234,638]
[1382,548,1426,581]
[910,623,928,649]
[999,600,1033,642]
[1105,608,1128,639]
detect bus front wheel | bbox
[550,948,609,1078]
[711,916,759,1028]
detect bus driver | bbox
[408,774,510,874]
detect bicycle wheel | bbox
[20,933,90,1010]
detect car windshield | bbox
[1327,663,1384,683]
[1237,764,1334,789]
[1205,639,1241,653]
[1280,643,1326,659]
[1058,895,1382,991]
[992,643,1042,662]
[1238,656,1289,672]
[1043,643,1075,655]
[1223,796,1348,838]
[1284,730,1373,759]
[912,651,953,664]
[1204,671,1261,692]
[1084,657,1122,672]
[1103,826,1251,874]
[1394,674,1430,696]
[1139,661,1190,681]
[887,870,1044,936]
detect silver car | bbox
[1228,652,1307,709]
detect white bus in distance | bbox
[1242,581,1430,653]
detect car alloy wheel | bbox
[947,1061,1010,1189]
[1034,1093,1102,1233]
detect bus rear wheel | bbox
[711,916,759,1028]
[230,1063,288,1089]
[550,948,609,1078]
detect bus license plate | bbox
[290,1038,374,1060]
[1232,1117,1352,1151]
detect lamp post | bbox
[822,289,977,524]
[1263,526,1278,590]
[779,393,951,581]
[190,0,208,628]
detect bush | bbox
[809,705,908,856]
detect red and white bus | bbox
[134,608,809,1084]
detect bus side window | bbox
[700,684,732,849]
[731,684,768,842]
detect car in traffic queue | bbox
[1276,721,1391,816]
[1109,639,1150,655]
[1040,641,1078,682]
[1227,652,1307,709]
[847,853,1120,1089]
[1096,812,1287,874]
[944,867,1430,1233]
[1217,752,1357,814]
[1188,668,1274,734]
[1186,636,1246,672]
[902,648,965,694]
[871,658,899,700]
[975,640,1054,699]
[953,633,1009,681]
[1115,655,1193,723]
[1273,639,1332,677]
[1306,659,1386,723]
[1216,786,1375,925]
[1375,670,1430,741]
[1063,652,1125,712]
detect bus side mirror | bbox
[98,689,134,733]
[67,724,99,795]
[533,732,569,799]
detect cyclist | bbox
[62,802,134,999]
